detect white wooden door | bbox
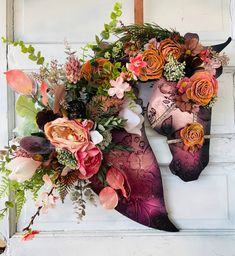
[1,0,235,255]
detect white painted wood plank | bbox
[9,231,235,256]
[14,0,134,43]
[16,164,235,231]
[144,0,232,41]
[0,0,10,247]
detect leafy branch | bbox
[1,37,45,65]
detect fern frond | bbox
[58,170,80,202]
[15,190,26,220]
[0,176,10,199]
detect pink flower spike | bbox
[126,53,147,77]
[108,76,131,99]
[40,80,48,106]
[99,187,119,209]
[4,69,34,95]
[21,230,39,241]
[106,167,128,198]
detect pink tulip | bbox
[6,157,41,183]
[4,69,35,95]
[99,187,119,209]
[40,80,48,106]
[106,167,128,198]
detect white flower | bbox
[119,100,144,136]
[90,130,104,145]
[6,157,41,183]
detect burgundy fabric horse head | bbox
[91,127,178,232]
[147,36,231,182]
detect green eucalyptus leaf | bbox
[14,118,39,136]
[27,45,35,54]
[37,57,44,65]
[29,54,37,61]
[21,45,28,53]
[5,201,14,208]
[15,95,38,119]
[101,31,110,40]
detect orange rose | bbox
[139,49,165,81]
[82,60,92,81]
[186,72,218,106]
[180,122,204,151]
[159,38,183,60]
[95,58,113,83]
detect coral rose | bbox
[44,118,90,153]
[159,39,183,60]
[186,71,218,106]
[180,122,204,152]
[139,49,165,81]
[75,143,102,179]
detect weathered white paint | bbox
[0,0,234,255]
[0,0,10,245]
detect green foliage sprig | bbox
[114,23,184,47]
[81,2,122,61]
[1,37,45,65]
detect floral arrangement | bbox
[0,2,229,239]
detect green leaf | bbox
[37,57,44,65]
[104,24,110,31]
[116,10,122,17]
[15,95,38,120]
[5,201,14,208]
[14,118,39,136]
[21,45,28,53]
[29,54,37,61]
[27,45,35,54]
[110,12,117,20]
[101,31,110,40]
[95,35,100,45]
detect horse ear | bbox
[208,37,231,78]
[209,37,232,53]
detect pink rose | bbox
[44,118,91,153]
[75,143,102,179]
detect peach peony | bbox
[44,118,90,153]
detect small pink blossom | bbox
[35,192,58,214]
[199,49,210,63]
[203,59,221,76]
[108,76,131,99]
[144,38,158,50]
[21,230,39,241]
[177,77,191,94]
[126,53,147,77]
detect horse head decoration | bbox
[91,25,231,231]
